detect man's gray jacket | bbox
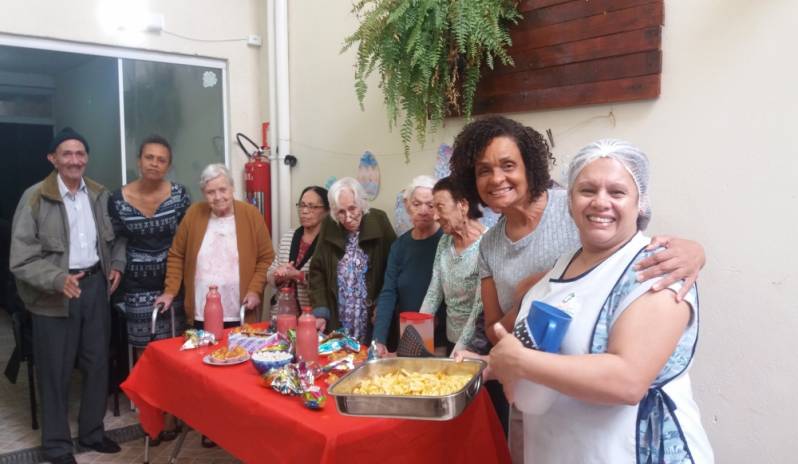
[10,170,126,317]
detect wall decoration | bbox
[357,151,380,200]
[202,70,218,88]
[434,144,453,180]
[324,176,338,190]
[393,190,412,236]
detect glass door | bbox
[121,58,226,201]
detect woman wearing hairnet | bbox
[487,139,714,463]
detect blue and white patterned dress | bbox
[515,232,714,463]
[109,183,190,347]
[336,231,370,343]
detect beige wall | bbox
[288,1,796,462]
[0,0,267,197]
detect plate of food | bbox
[203,345,250,366]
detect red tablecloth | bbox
[121,333,510,464]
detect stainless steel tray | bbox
[328,357,485,421]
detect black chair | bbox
[4,304,38,430]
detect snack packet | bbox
[318,335,361,355]
[180,329,217,350]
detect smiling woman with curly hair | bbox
[448,115,707,443]
[449,115,555,211]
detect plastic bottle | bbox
[203,285,224,341]
[275,286,298,335]
[296,306,318,362]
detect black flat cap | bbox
[49,127,90,154]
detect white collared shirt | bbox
[57,175,99,269]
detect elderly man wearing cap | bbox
[10,127,126,464]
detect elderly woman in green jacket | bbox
[309,177,396,342]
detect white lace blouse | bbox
[194,214,241,321]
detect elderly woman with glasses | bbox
[266,186,329,310]
[308,177,396,342]
[155,164,275,329]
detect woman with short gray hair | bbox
[327,176,370,220]
[309,177,396,342]
[156,163,274,331]
[372,175,442,353]
[199,163,235,191]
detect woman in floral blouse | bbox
[419,177,487,354]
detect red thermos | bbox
[203,285,224,341]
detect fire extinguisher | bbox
[238,126,271,232]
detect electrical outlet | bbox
[247,35,262,47]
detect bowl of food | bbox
[251,350,294,374]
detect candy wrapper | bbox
[318,334,361,355]
[296,361,326,410]
[295,361,316,388]
[320,329,347,343]
[302,386,326,410]
[328,349,367,364]
[367,340,380,361]
[227,332,291,353]
[263,360,328,409]
[179,329,217,351]
[266,364,302,396]
[258,332,293,353]
[319,354,355,375]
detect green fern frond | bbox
[342,0,520,159]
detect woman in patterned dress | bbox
[109,135,190,347]
[108,135,190,444]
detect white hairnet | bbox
[567,139,651,230]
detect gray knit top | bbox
[478,188,580,315]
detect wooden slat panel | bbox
[509,3,663,49]
[494,27,661,75]
[468,0,663,114]
[518,0,660,29]
[477,50,661,97]
[473,75,660,115]
[518,0,573,12]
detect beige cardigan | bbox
[164,200,275,324]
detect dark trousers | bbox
[31,271,109,459]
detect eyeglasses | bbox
[296,202,325,212]
[335,206,362,220]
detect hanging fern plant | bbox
[342,0,521,160]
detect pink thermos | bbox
[203,285,224,341]
[296,306,318,362]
